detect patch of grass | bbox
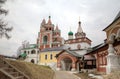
[6,59,54,79]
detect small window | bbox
[43,36,48,44]
[24,51,26,54]
[28,51,29,54]
[50,54,52,60]
[37,51,39,53]
[31,50,36,54]
[45,55,47,60]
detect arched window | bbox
[28,51,29,54]
[31,59,34,63]
[43,36,48,44]
[24,51,26,54]
[31,50,36,54]
[45,54,47,60]
[50,54,52,60]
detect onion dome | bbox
[68,31,73,35]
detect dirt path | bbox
[54,71,81,79]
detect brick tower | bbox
[37,16,63,50]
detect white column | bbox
[106,41,120,74]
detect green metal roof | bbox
[68,31,73,35]
[22,44,38,50]
[20,53,27,58]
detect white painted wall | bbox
[21,48,39,64]
[65,42,90,50]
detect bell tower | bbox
[75,20,86,38]
[37,16,63,50]
[38,16,54,50]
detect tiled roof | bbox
[114,11,120,21]
[22,44,38,50]
[65,50,83,57]
[86,43,107,55]
[40,46,64,52]
[84,55,96,60]
[56,49,83,58]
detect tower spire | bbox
[77,17,83,33]
[55,24,59,30]
[75,17,86,38]
[47,16,52,25]
[41,19,46,25]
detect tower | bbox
[38,16,54,50]
[75,20,86,38]
[68,31,73,39]
[52,25,62,47]
[65,18,91,51]
[37,16,63,50]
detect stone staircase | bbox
[0,55,30,79]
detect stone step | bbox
[2,67,16,72]
[15,76,25,79]
[9,71,20,77]
[0,68,16,79]
[0,57,30,79]
[0,63,11,68]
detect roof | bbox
[68,31,73,35]
[40,46,64,52]
[84,55,96,60]
[20,53,27,58]
[86,43,107,55]
[56,49,83,58]
[114,11,120,21]
[103,11,120,31]
[22,44,38,50]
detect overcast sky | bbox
[0,0,120,56]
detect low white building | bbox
[20,44,39,64]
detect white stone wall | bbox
[65,42,90,50]
[21,48,39,64]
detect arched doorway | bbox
[61,57,72,71]
[43,36,48,44]
[57,54,78,71]
[31,59,34,63]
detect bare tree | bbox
[0,0,13,39]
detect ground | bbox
[75,73,89,79]
[103,71,120,79]
[54,71,80,79]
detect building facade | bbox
[37,16,64,50]
[56,20,92,71]
[37,16,64,69]
[87,11,120,74]
[20,43,39,64]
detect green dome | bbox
[68,31,73,35]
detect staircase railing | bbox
[0,55,30,79]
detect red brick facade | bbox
[37,16,63,50]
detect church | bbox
[18,11,120,74]
[36,16,94,71]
